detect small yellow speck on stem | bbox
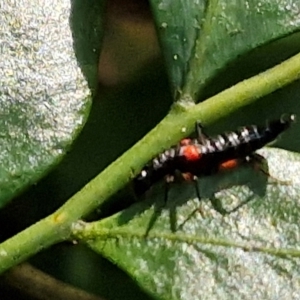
[52,212,66,223]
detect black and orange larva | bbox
[134,114,295,197]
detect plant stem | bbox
[0,214,71,274]
[59,49,300,219]
[2,263,105,300]
[0,51,300,274]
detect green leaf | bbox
[0,0,104,208]
[78,148,300,300]
[150,0,300,99]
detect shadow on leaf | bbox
[117,161,271,234]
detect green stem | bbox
[0,214,71,274]
[0,51,300,274]
[59,49,300,218]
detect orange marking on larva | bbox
[180,138,191,146]
[219,159,239,171]
[182,145,201,161]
